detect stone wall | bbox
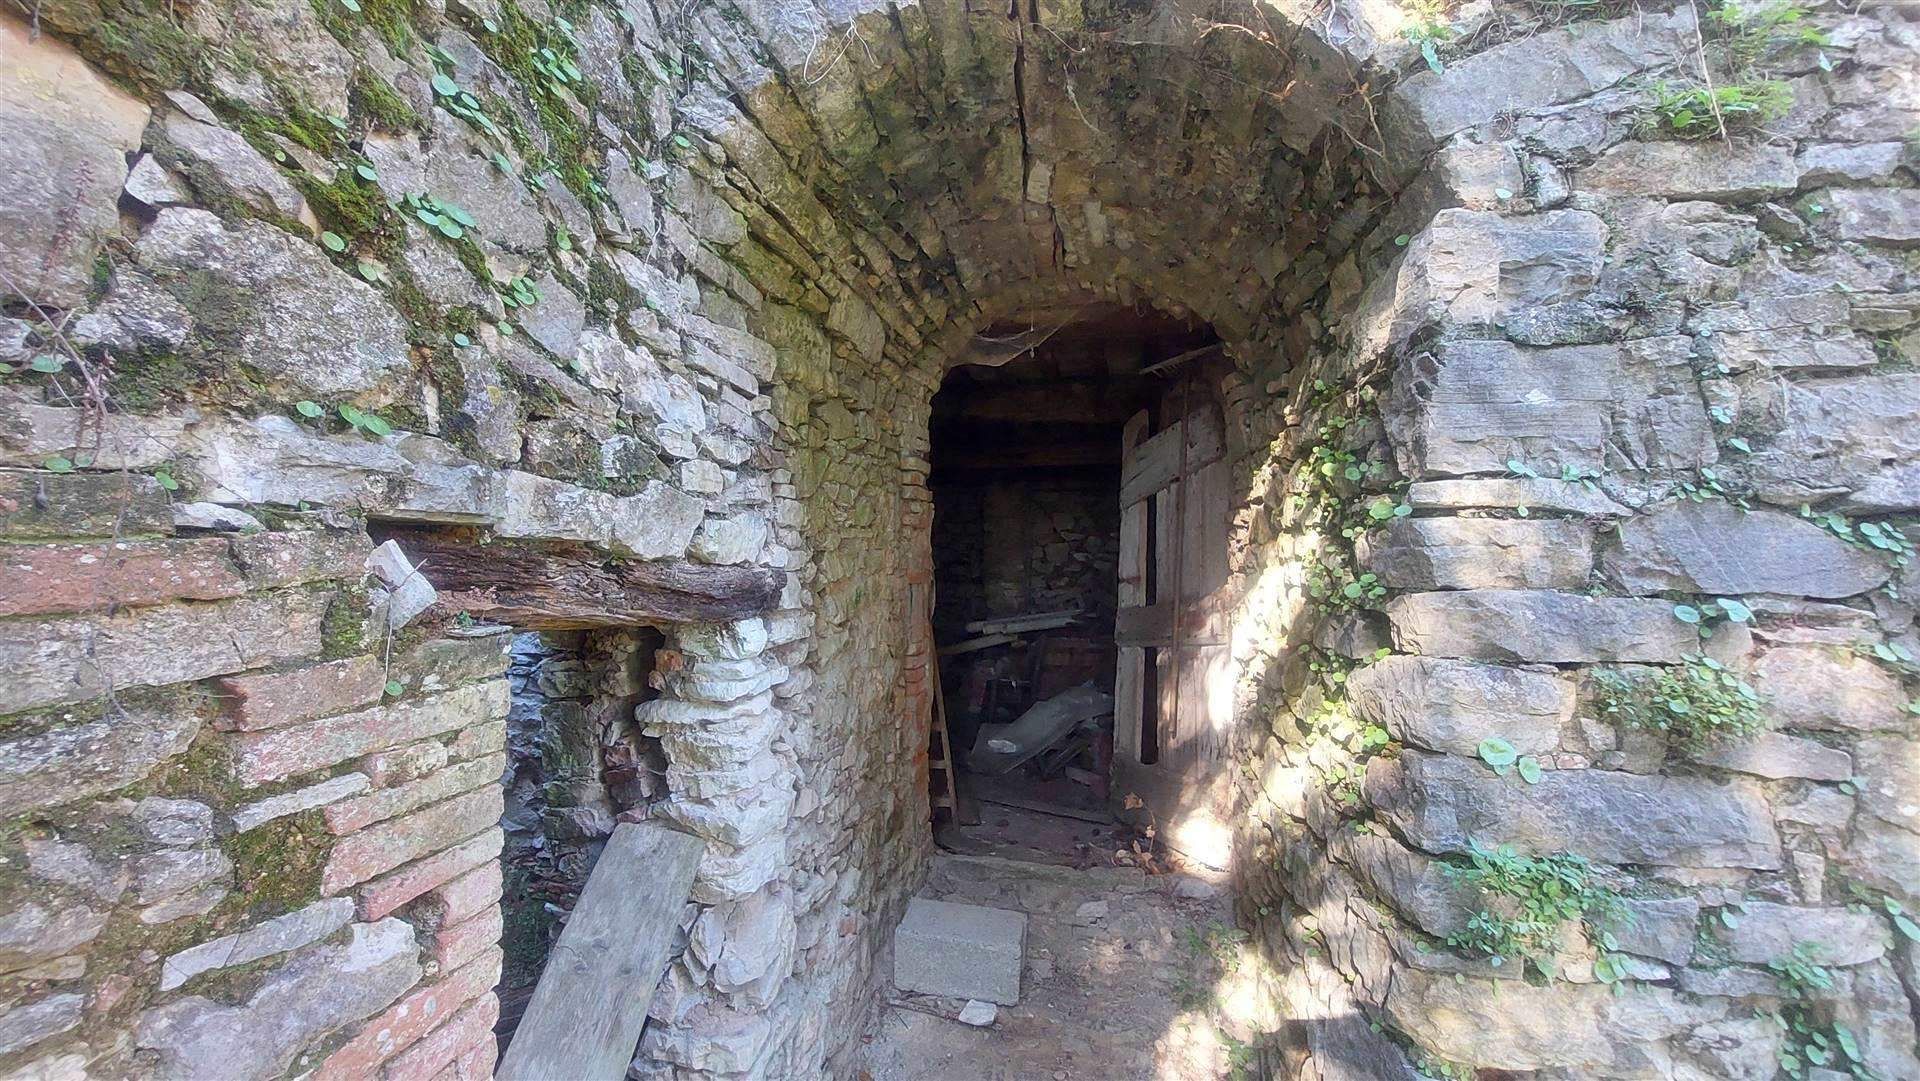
[930,476,1120,638]
[1,0,1917,1078]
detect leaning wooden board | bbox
[495,822,704,1081]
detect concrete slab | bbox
[893,896,1026,1005]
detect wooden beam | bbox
[381,529,784,628]
[495,822,704,1081]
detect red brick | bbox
[0,537,241,616]
[231,529,367,590]
[359,828,503,921]
[381,989,500,1081]
[446,1030,496,1081]
[415,863,503,930]
[363,740,451,788]
[212,655,387,732]
[229,680,507,784]
[326,754,504,836]
[314,950,500,1081]
[323,787,503,894]
[429,906,503,972]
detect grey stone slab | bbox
[1365,750,1783,869]
[160,898,355,990]
[893,897,1025,1006]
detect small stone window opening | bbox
[494,626,666,1050]
[928,304,1220,863]
[364,523,674,1059]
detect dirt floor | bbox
[856,841,1240,1081]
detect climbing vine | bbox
[1441,842,1631,982]
[1595,654,1766,750]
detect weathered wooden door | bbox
[1111,381,1234,866]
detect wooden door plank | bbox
[1113,645,1143,763]
[1114,410,1151,771]
[495,822,704,1081]
[1118,407,1223,507]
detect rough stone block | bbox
[230,529,367,590]
[362,739,451,789]
[1356,517,1592,590]
[1381,7,1695,146]
[1579,141,1800,202]
[428,906,503,971]
[1386,590,1697,663]
[1693,731,1853,781]
[1365,751,1782,868]
[1754,646,1909,732]
[136,919,420,1081]
[356,827,504,921]
[1604,501,1888,598]
[1346,656,1571,757]
[1406,477,1631,518]
[1713,902,1886,967]
[893,897,1025,1005]
[160,898,354,991]
[232,773,371,833]
[0,992,82,1058]
[213,656,387,732]
[0,14,149,307]
[1829,187,1920,248]
[0,537,239,616]
[381,992,500,1081]
[0,468,173,539]
[1388,336,1711,478]
[313,949,499,1080]
[323,753,504,835]
[387,633,511,695]
[1749,374,1920,510]
[416,863,503,931]
[134,209,412,399]
[0,696,202,817]
[0,590,325,713]
[1382,965,1719,1074]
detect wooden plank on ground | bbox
[494,822,704,1081]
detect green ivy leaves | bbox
[402,193,477,240]
[1672,596,1752,628]
[338,403,392,437]
[293,399,391,439]
[1476,737,1542,784]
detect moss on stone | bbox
[467,2,602,204]
[300,173,403,256]
[221,810,331,919]
[107,349,198,412]
[351,69,421,133]
[309,0,419,56]
[31,0,202,93]
[321,583,373,659]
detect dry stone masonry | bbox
[0,0,1917,1078]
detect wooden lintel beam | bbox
[389,530,784,628]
